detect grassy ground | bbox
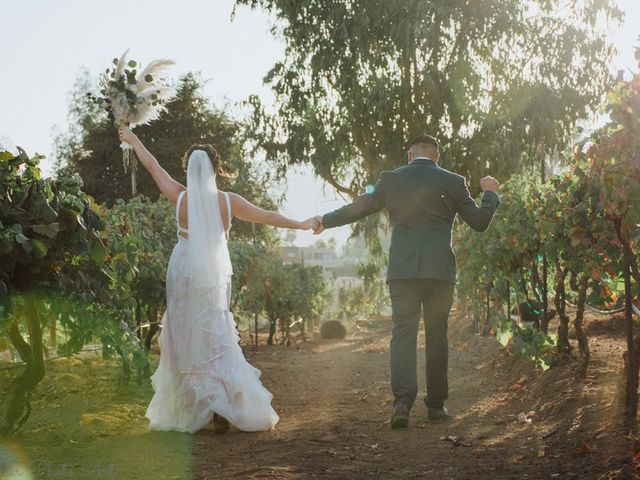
[1,355,192,480]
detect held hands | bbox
[118,126,138,145]
[312,215,324,235]
[301,216,322,231]
[480,176,500,193]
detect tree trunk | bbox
[299,315,306,342]
[530,262,541,330]
[144,308,160,351]
[574,276,590,378]
[614,218,637,418]
[555,266,571,356]
[623,235,637,418]
[0,294,45,435]
[48,315,57,349]
[254,313,259,347]
[539,143,548,333]
[471,287,480,334]
[285,318,291,347]
[481,284,492,335]
[506,281,511,327]
[267,315,276,345]
[541,252,549,333]
[134,304,141,341]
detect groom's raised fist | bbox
[480,176,500,193]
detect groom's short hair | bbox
[410,135,439,151]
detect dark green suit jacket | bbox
[322,158,500,283]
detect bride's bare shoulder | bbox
[225,192,247,205]
[218,191,236,203]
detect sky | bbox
[1,0,639,248]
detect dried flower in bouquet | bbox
[94,50,175,195]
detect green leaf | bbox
[15,232,29,244]
[90,241,108,264]
[144,74,153,83]
[32,239,48,259]
[496,321,513,346]
[17,237,32,254]
[32,222,60,239]
[128,60,137,68]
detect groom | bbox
[313,135,500,428]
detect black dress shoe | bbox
[390,403,409,429]
[213,413,230,434]
[427,406,451,421]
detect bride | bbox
[118,127,319,434]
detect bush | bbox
[320,320,347,340]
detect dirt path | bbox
[194,312,635,479]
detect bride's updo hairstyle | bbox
[181,144,234,178]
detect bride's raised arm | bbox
[228,193,319,231]
[118,126,184,206]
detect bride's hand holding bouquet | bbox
[118,126,138,148]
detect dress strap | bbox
[223,192,232,230]
[176,190,187,234]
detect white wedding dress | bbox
[145,154,279,433]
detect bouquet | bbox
[95,50,175,195]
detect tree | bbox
[0,149,143,434]
[314,239,327,249]
[239,246,327,345]
[286,263,327,340]
[454,45,640,394]
[104,196,176,350]
[54,71,277,241]
[579,54,640,415]
[236,0,621,251]
[454,165,624,371]
[284,228,297,245]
